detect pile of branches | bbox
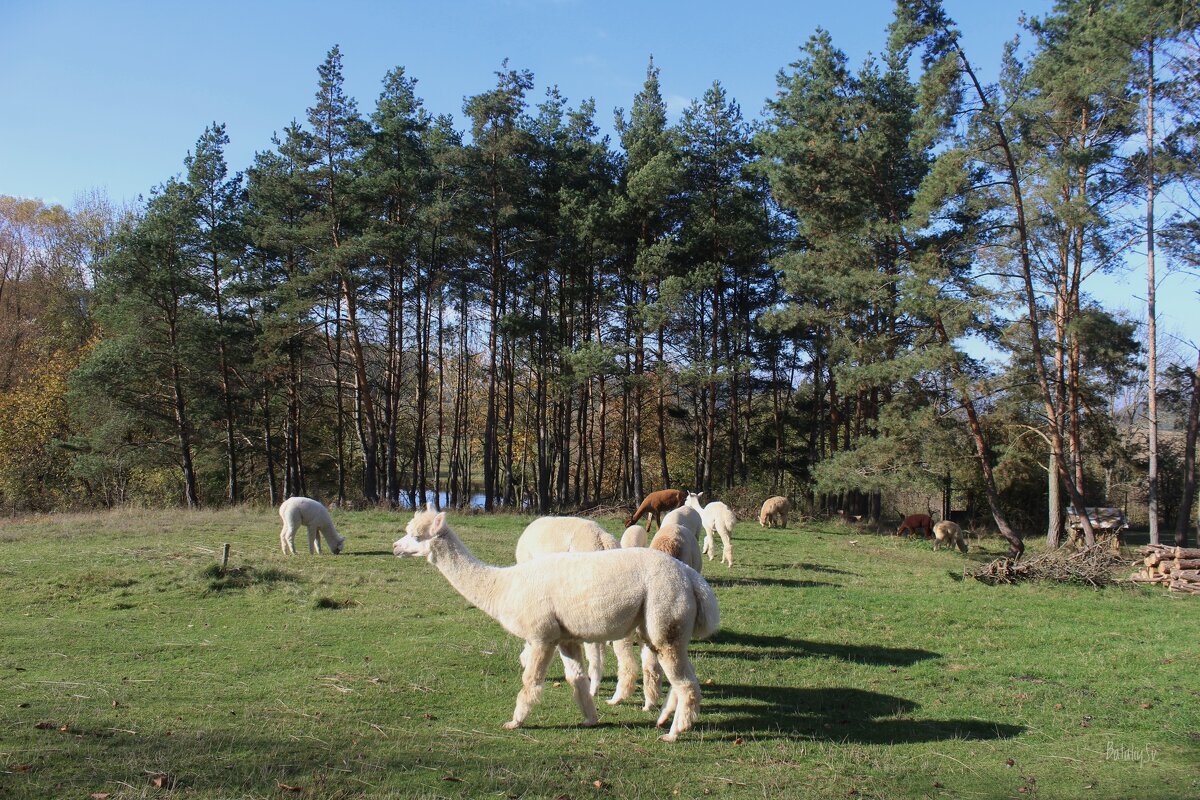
[973,543,1129,587]
[1130,545,1200,594]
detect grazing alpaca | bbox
[515,516,621,696]
[621,525,648,548]
[684,493,736,567]
[610,522,704,711]
[662,502,704,542]
[625,489,687,534]
[278,496,345,555]
[897,513,934,538]
[758,496,790,529]
[516,516,619,562]
[932,520,969,553]
[648,522,702,572]
[394,508,719,741]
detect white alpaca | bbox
[515,516,622,697]
[662,502,704,542]
[516,516,619,562]
[278,496,345,555]
[610,521,705,711]
[393,508,719,741]
[648,522,702,572]
[758,496,790,529]
[685,493,736,567]
[620,524,648,548]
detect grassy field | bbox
[1,507,1196,799]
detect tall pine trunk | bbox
[1174,351,1200,548]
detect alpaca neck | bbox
[428,529,505,620]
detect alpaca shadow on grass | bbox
[698,630,938,667]
[705,577,839,590]
[758,562,860,577]
[345,550,395,556]
[704,683,1024,744]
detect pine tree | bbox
[185,122,247,504]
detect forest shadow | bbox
[704,683,1024,744]
[699,630,939,667]
[705,577,839,590]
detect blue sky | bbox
[1,0,1196,350]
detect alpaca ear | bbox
[431,512,447,534]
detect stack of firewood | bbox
[1130,544,1200,594]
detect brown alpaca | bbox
[625,489,687,533]
[897,514,934,538]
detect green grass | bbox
[1,507,1196,799]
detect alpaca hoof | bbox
[606,695,625,706]
[642,701,656,712]
[581,718,599,728]
[658,732,678,742]
[503,720,521,730]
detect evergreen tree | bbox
[184,122,247,504]
[76,180,210,507]
[614,57,681,499]
[463,62,536,509]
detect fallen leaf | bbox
[1015,693,1028,700]
[1018,788,1028,794]
[90,794,110,799]
[704,678,714,685]
[1006,758,1015,767]
[58,725,69,733]
[422,713,436,720]
[34,722,54,730]
[933,782,943,789]
[593,779,607,788]
[12,764,33,772]
[277,783,303,792]
[149,774,174,789]
[733,737,744,745]
[553,682,562,687]
[1140,703,1152,709]
[443,776,463,782]
[1054,703,1064,710]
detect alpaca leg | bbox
[505,641,554,730]
[607,638,639,705]
[703,530,715,560]
[654,644,700,742]
[641,644,662,711]
[583,641,605,698]
[307,525,321,554]
[280,524,296,555]
[657,685,678,725]
[719,527,732,567]
[558,641,598,727]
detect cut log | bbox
[1166,568,1200,581]
[1140,545,1200,559]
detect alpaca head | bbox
[685,491,704,512]
[330,534,346,555]
[393,508,447,559]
